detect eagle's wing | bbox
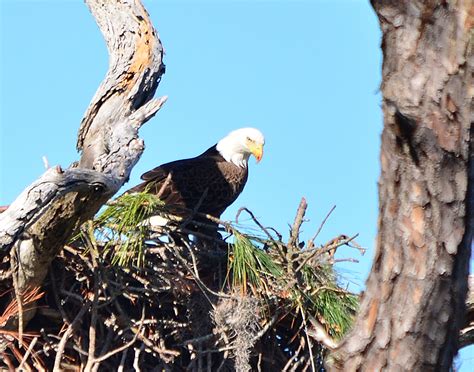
[127,155,248,217]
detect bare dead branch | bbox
[53,304,90,371]
[307,314,338,350]
[288,197,308,249]
[17,337,37,371]
[307,205,336,250]
[0,0,165,331]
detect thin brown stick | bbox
[17,337,38,371]
[167,243,231,300]
[156,173,172,199]
[294,234,359,275]
[2,352,16,370]
[118,349,128,372]
[179,188,209,229]
[53,304,90,371]
[300,306,316,372]
[236,207,274,242]
[306,205,336,249]
[288,198,308,249]
[93,314,144,363]
[252,311,280,342]
[133,344,144,370]
[235,207,287,262]
[84,254,100,372]
[10,249,23,346]
[282,340,304,372]
[183,333,215,345]
[307,314,338,350]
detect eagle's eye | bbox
[246,136,254,142]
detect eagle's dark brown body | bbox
[127,145,248,218]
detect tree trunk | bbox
[0,0,166,327]
[331,1,473,371]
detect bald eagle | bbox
[127,128,265,222]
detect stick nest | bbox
[0,194,363,371]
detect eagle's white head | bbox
[216,127,265,168]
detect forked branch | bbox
[0,0,166,329]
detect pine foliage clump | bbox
[0,193,363,371]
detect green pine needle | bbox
[299,264,358,338]
[95,192,164,267]
[228,233,357,338]
[229,233,282,295]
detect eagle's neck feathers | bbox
[215,137,250,168]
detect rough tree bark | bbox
[0,0,165,326]
[331,1,473,371]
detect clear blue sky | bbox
[0,0,472,368]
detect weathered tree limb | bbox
[0,0,165,326]
[78,0,166,169]
[331,1,473,371]
[0,167,113,252]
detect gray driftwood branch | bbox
[0,0,165,325]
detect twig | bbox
[182,240,201,278]
[18,336,38,371]
[257,352,263,372]
[10,249,23,346]
[294,234,359,275]
[306,314,338,350]
[236,207,287,263]
[252,311,280,342]
[113,298,180,360]
[133,329,180,358]
[314,234,359,258]
[307,205,336,249]
[236,207,275,242]
[84,259,100,372]
[297,357,311,372]
[183,333,215,346]
[179,188,208,229]
[288,198,308,249]
[93,315,144,363]
[282,339,304,372]
[118,348,128,372]
[2,352,15,370]
[333,258,360,263]
[60,289,85,303]
[345,238,366,255]
[300,307,316,372]
[199,344,239,354]
[310,285,352,297]
[156,173,172,199]
[53,304,90,371]
[170,228,228,247]
[167,243,231,300]
[95,329,114,362]
[133,344,144,371]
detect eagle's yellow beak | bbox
[250,143,264,163]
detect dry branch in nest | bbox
[0,195,362,371]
